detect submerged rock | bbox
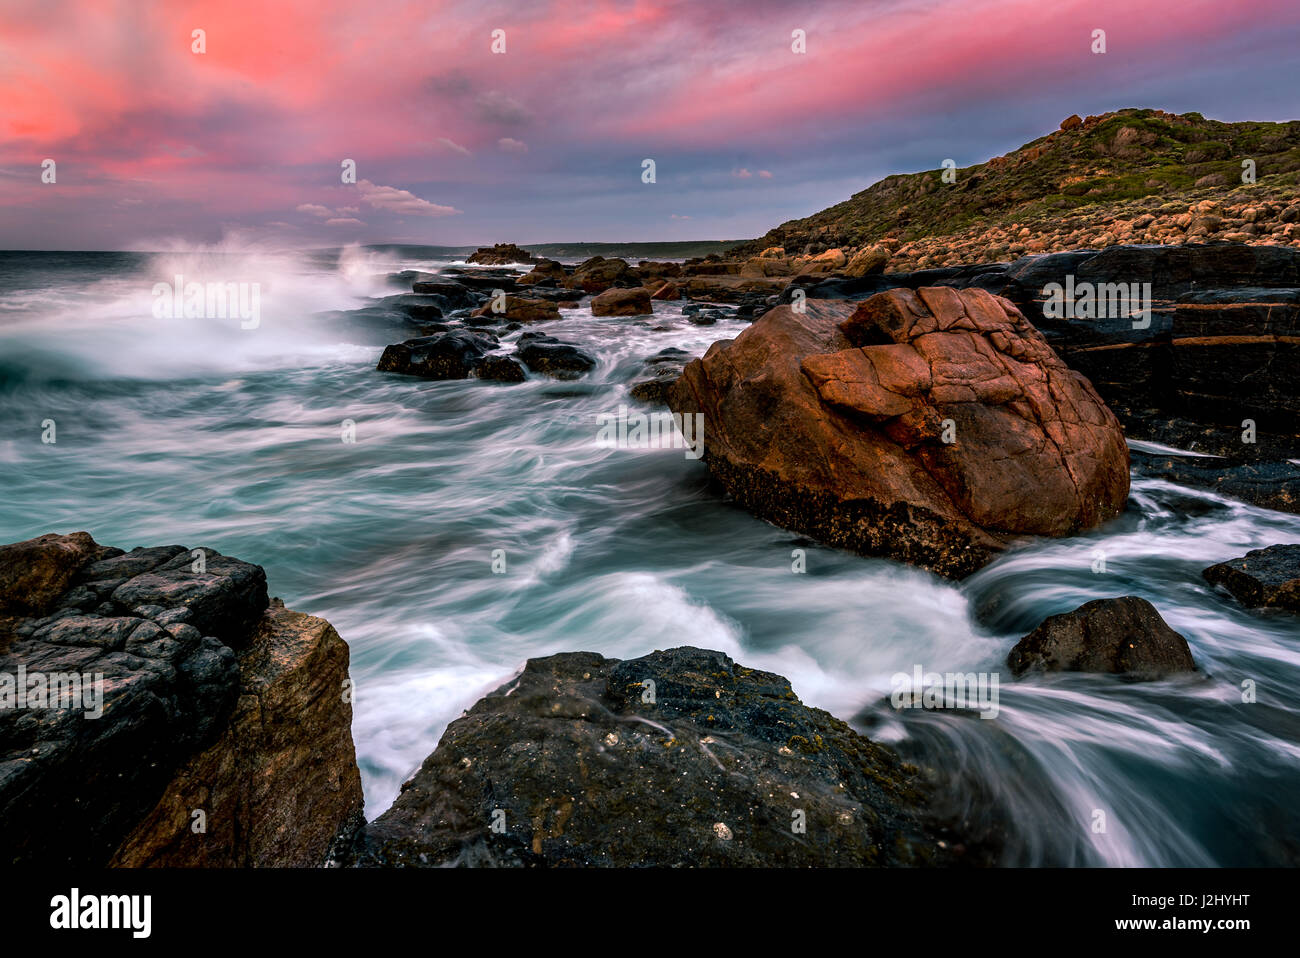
[349,647,959,867]
[1203,545,1300,612]
[376,331,498,380]
[408,282,482,311]
[515,338,597,379]
[0,532,362,867]
[1007,596,1197,677]
[629,347,693,405]
[668,289,1129,578]
[1130,451,1300,514]
[474,354,528,383]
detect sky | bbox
[1,0,1298,250]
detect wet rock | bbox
[630,348,692,404]
[408,282,481,311]
[629,379,671,404]
[515,339,597,379]
[668,290,1129,577]
[474,355,528,383]
[470,296,560,323]
[348,647,958,867]
[1007,596,1197,677]
[591,286,652,316]
[377,331,498,380]
[1203,545,1300,612]
[1130,451,1300,513]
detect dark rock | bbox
[408,283,480,311]
[108,550,268,649]
[349,647,959,867]
[629,348,692,404]
[1203,545,1300,612]
[515,341,597,379]
[110,602,364,867]
[629,379,671,404]
[1130,451,1300,513]
[438,272,523,293]
[377,331,498,380]
[474,355,527,383]
[0,533,363,869]
[1007,596,1197,677]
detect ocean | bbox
[2,244,1298,866]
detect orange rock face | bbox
[668,288,1129,577]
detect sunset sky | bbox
[1,0,1297,250]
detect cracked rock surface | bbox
[0,531,362,867]
[668,288,1130,577]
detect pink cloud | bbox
[356,180,461,217]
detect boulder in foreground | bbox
[349,647,960,867]
[0,532,363,867]
[1203,545,1300,612]
[1007,596,1197,677]
[668,288,1130,577]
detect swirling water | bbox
[1,246,1297,866]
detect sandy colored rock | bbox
[591,286,653,316]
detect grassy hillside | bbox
[734,109,1300,261]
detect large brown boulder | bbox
[518,258,566,284]
[843,245,890,278]
[564,256,639,294]
[591,286,652,316]
[470,295,560,323]
[667,288,1129,577]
